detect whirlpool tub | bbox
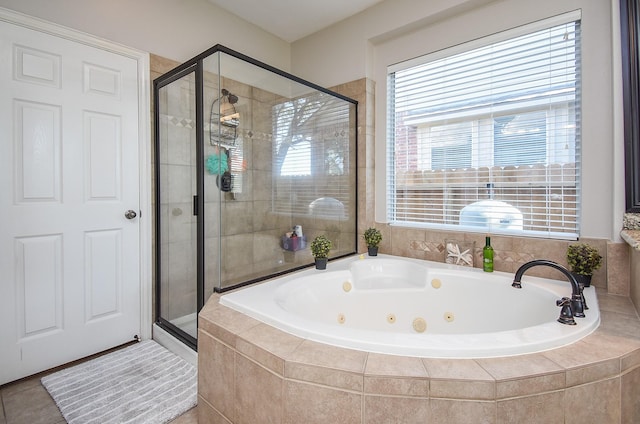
[220,254,600,358]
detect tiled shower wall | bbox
[202,68,357,289]
[202,77,314,288]
[151,55,192,321]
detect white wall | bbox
[293,0,624,241]
[0,0,290,70]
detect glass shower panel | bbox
[155,45,357,348]
[202,51,357,292]
[201,53,222,299]
[156,70,198,344]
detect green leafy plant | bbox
[567,243,603,275]
[363,227,382,248]
[310,235,332,259]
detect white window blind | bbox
[387,13,581,239]
[272,93,353,220]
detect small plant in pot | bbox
[567,243,603,287]
[310,235,332,270]
[363,227,382,256]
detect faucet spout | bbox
[512,259,585,318]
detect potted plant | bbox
[363,227,382,256]
[567,243,603,287]
[310,235,332,270]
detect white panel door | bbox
[0,18,143,384]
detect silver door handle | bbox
[125,210,137,219]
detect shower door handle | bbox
[124,209,137,220]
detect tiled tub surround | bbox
[336,78,631,297]
[365,229,631,297]
[198,287,640,423]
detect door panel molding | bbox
[1,6,152,338]
[0,7,151,384]
[14,234,63,340]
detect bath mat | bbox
[41,340,197,424]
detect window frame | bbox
[621,0,640,213]
[386,11,582,239]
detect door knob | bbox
[125,210,137,219]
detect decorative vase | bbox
[367,246,378,256]
[314,258,328,270]
[571,272,592,287]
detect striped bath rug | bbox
[41,340,197,424]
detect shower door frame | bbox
[153,63,204,351]
[154,44,358,350]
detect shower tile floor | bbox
[0,355,198,424]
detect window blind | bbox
[387,14,581,239]
[272,93,353,220]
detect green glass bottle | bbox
[483,236,494,272]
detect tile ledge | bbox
[620,229,640,251]
[200,293,640,382]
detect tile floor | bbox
[0,366,197,424]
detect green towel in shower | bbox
[206,151,228,175]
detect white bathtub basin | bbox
[220,254,600,358]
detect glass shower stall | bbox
[153,45,358,349]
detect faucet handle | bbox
[571,294,586,318]
[556,297,577,325]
